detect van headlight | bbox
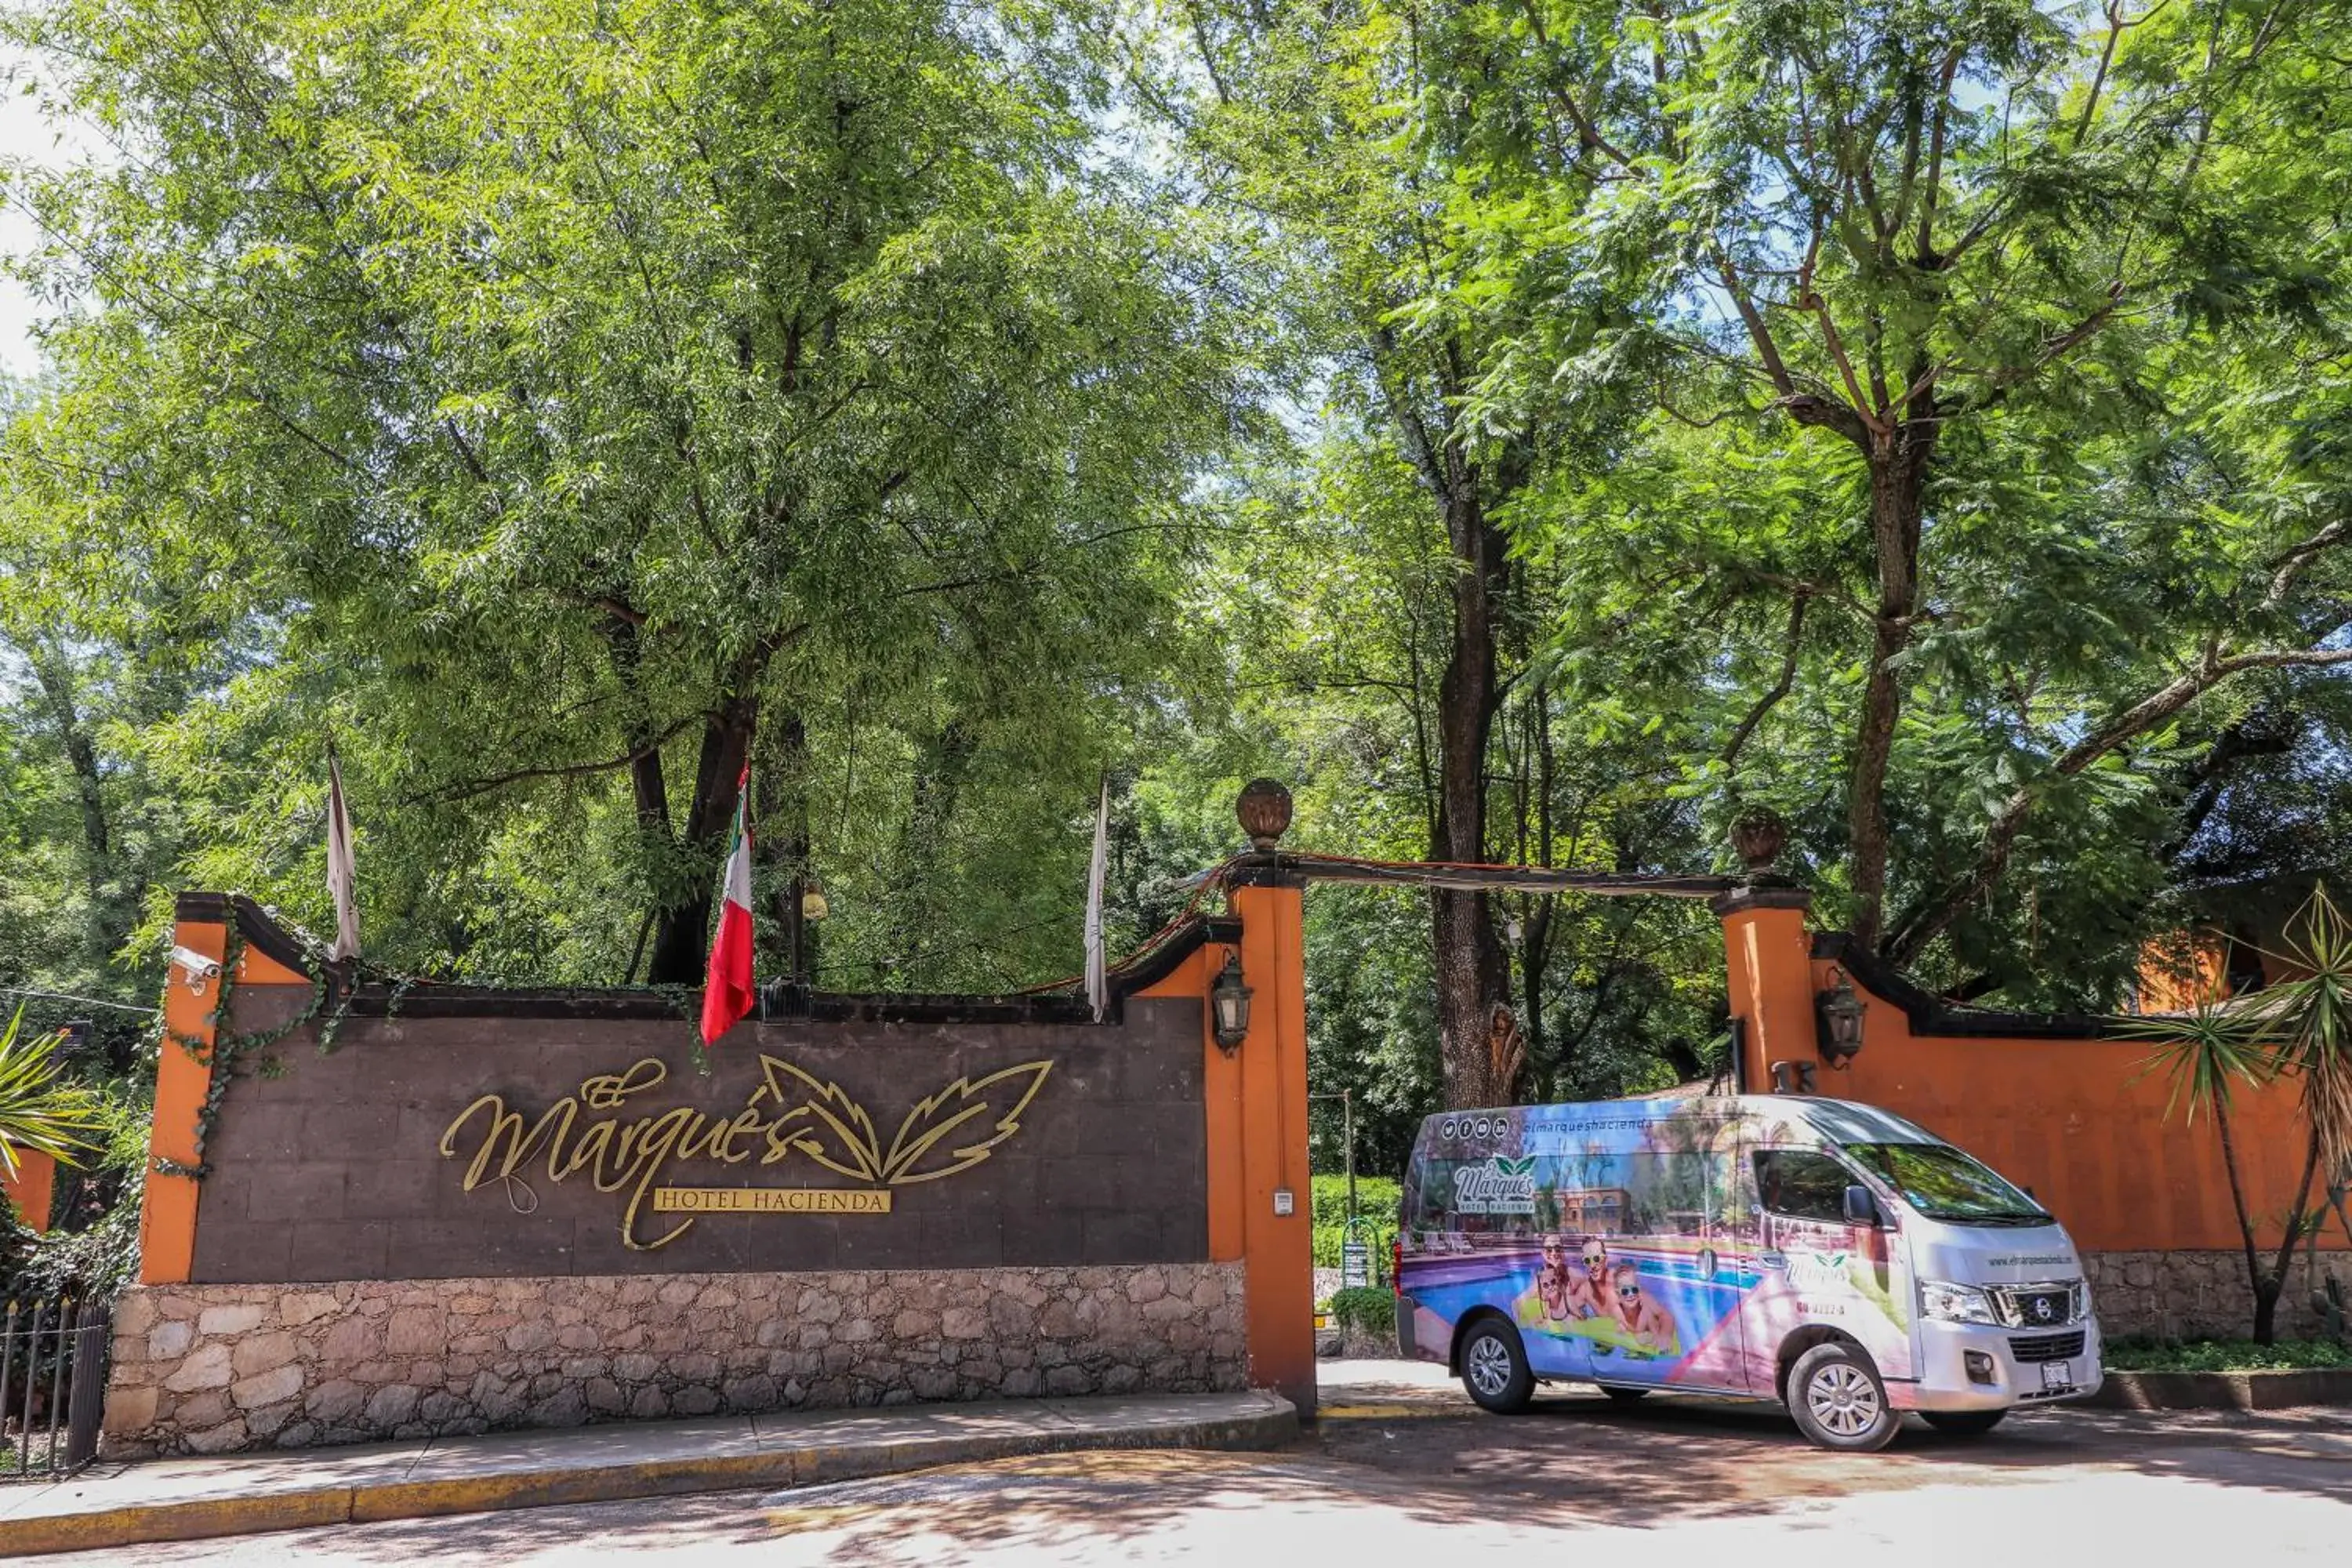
[1920,1279,1998,1324]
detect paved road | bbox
[61,1363,2352,1565]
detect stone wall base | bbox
[105,1262,1247,1458]
[2083,1249,2347,1341]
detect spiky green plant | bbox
[2271,887,2352,1197]
[2121,884,2352,1342]
[0,1007,103,1179]
[2122,997,2287,1337]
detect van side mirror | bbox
[1842,1185,1882,1228]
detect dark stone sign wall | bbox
[189,992,1210,1284]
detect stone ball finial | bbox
[1236,779,1294,851]
[1730,805,1788,876]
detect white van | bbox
[1393,1094,2102,1450]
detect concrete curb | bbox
[2085,1367,2352,1411]
[0,1391,1298,1558]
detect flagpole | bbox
[325,737,361,967]
[1085,775,1110,1022]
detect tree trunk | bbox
[27,651,111,897]
[1432,473,1515,1109]
[2214,1094,2267,1339]
[1847,425,1933,951]
[2252,1277,2281,1345]
[601,613,690,979]
[755,713,810,982]
[644,696,759,985]
[1514,695,1555,1094]
[1518,905,1552,1095]
[2257,1128,2324,1346]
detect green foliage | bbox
[0,1196,141,1303]
[1328,1286,1396,1338]
[2104,1338,2352,1374]
[2268,887,2352,1186]
[1311,1174,1400,1272]
[3,0,1250,992]
[2124,1000,2277,1129]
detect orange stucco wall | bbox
[140,915,311,1285]
[1138,946,1247,1264]
[1229,883,1315,1417]
[1806,952,2330,1254]
[2,1149,55,1233]
[2136,932,2228,1014]
[1719,895,2334,1254]
[1722,900,1816,1094]
[1140,890,1316,1417]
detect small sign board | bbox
[1341,1239,1370,1290]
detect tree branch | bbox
[2266,519,2350,605]
[412,711,704,804]
[1885,636,2352,964]
[1722,594,1809,768]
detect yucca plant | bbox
[2120,997,2296,1340]
[2274,888,2352,1204]
[0,1007,103,1183]
[2122,885,2352,1343]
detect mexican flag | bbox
[699,767,756,1044]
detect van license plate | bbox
[2041,1362,2073,1392]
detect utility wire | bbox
[0,985,159,1017]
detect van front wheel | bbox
[1787,1343,1900,1452]
[1459,1320,1534,1414]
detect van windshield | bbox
[1839,1142,2052,1225]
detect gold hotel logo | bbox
[437,1054,1051,1250]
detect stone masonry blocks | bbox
[105,1261,1248,1458]
[2082,1248,2336,1341]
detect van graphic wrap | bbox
[1398,1102,1918,1395]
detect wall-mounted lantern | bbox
[1210,952,1253,1052]
[1816,967,1865,1069]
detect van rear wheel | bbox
[1921,1409,2007,1436]
[1787,1343,1900,1452]
[1458,1319,1534,1414]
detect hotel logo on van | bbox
[1453,1156,1539,1215]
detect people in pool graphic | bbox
[1570,1236,1611,1319]
[1515,1234,1683,1362]
[1536,1236,1576,1320]
[1535,1233,1610,1323]
[1606,1261,1681,1356]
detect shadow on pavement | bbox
[67,1382,2352,1564]
[1311,1381,2352,1519]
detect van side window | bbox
[1754,1150,1853,1225]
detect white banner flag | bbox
[326,745,361,963]
[1084,777,1109,1022]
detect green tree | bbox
[5,0,1243,983]
[1442,0,2352,976]
[1141,2,1728,1106]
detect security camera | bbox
[170,946,223,987]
